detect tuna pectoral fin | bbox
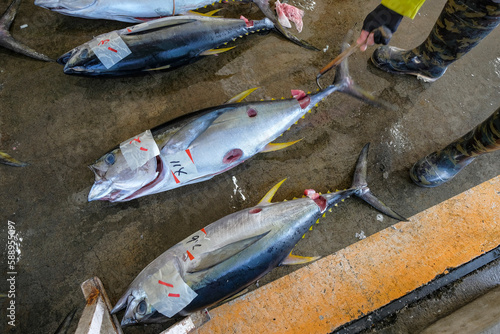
[124,18,196,36]
[0,151,28,167]
[161,106,233,155]
[257,178,287,205]
[351,143,408,221]
[200,46,236,56]
[225,87,260,104]
[260,139,302,153]
[0,0,53,61]
[187,231,270,273]
[280,252,320,266]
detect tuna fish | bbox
[88,43,390,202]
[110,143,407,326]
[57,13,317,76]
[35,0,277,23]
[0,0,52,61]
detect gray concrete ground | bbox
[0,0,499,333]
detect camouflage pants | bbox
[409,106,499,186]
[454,106,500,157]
[417,0,500,66]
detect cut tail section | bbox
[0,0,53,61]
[351,143,407,221]
[252,0,319,51]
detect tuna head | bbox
[112,290,163,327]
[88,148,161,202]
[57,45,104,75]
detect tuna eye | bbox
[80,49,88,59]
[105,153,115,165]
[136,300,147,315]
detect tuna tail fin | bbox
[326,40,395,110]
[351,143,408,221]
[252,0,319,51]
[53,308,77,334]
[0,0,53,61]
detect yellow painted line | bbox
[195,176,500,334]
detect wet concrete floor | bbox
[0,0,499,332]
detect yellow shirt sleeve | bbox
[380,0,427,19]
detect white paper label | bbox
[120,130,160,170]
[90,31,132,69]
[167,149,198,184]
[143,264,198,318]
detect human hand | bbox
[356,4,403,51]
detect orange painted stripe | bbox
[194,176,500,334]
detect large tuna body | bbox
[58,16,275,76]
[110,144,407,326]
[88,87,335,202]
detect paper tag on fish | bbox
[120,130,160,170]
[143,264,198,318]
[90,31,132,69]
[167,149,198,184]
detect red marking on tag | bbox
[201,228,207,235]
[249,208,262,214]
[186,250,194,260]
[291,89,310,109]
[127,28,132,32]
[186,149,194,164]
[158,280,174,288]
[140,147,148,151]
[98,39,110,46]
[108,47,118,53]
[172,172,181,184]
[129,138,141,144]
[168,293,180,297]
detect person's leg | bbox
[371,0,500,82]
[410,107,500,187]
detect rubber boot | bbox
[371,0,500,82]
[410,107,500,187]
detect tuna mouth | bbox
[57,50,74,65]
[87,179,115,201]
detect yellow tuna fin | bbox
[257,179,286,205]
[280,252,320,266]
[187,9,221,17]
[200,46,236,56]
[225,87,260,104]
[260,139,303,153]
